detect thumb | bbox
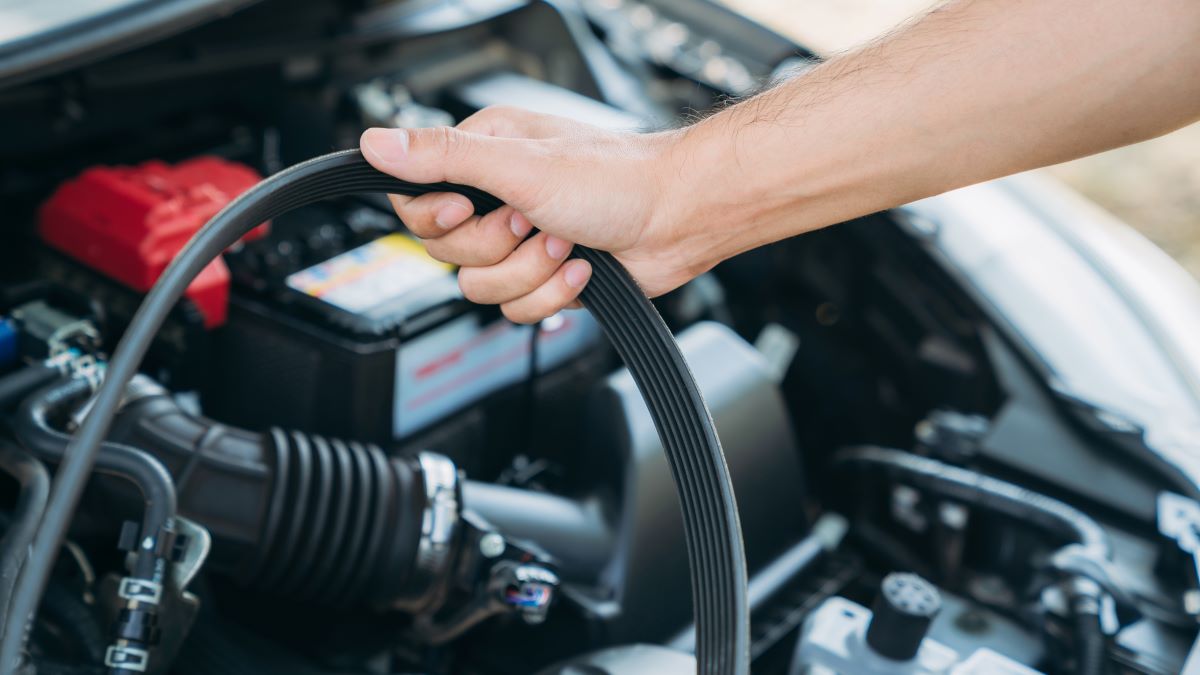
[359,126,540,203]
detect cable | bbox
[8,378,177,674]
[833,446,1109,557]
[521,320,541,460]
[13,379,177,545]
[0,444,50,647]
[1068,581,1107,675]
[0,363,62,412]
[1,149,749,675]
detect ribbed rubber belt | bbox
[3,150,750,675]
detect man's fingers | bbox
[388,192,475,238]
[457,232,573,305]
[500,259,592,324]
[360,126,544,201]
[362,108,598,319]
[423,206,530,267]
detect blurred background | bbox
[722,0,1200,279]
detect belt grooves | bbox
[29,149,750,675]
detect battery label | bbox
[394,311,600,437]
[286,234,452,314]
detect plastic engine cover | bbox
[38,157,268,328]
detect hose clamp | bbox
[392,451,461,612]
[117,577,162,605]
[105,644,150,671]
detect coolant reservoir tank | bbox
[792,573,1042,675]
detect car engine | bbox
[0,1,1196,674]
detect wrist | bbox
[650,115,795,273]
[656,82,918,269]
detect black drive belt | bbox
[7,149,750,675]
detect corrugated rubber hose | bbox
[0,149,750,675]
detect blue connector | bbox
[0,318,17,368]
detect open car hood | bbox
[0,0,260,89]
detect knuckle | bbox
[469,105,518,128]
[456,270,483,302]
[479,253,508,267]
[395,199,444,236]
[422,240,455,264]
[474,243,511,267]
[394,203,427,227]
[389,196,420,219]
[482,104,519,117]
[428,126,469,162]
[408,223,442,239]
[501,303,535,325]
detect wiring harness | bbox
[0,149,750,675]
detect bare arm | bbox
[361,0,1200,323]
[668,0,1200,264]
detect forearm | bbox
[360,0,1199,321]
[668,0,1200,269]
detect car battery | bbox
[204,231,602,443]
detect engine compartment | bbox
[0,1,1196,673]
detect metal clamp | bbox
[105,645,150,671]
[391,452,461,611]
[118,577,163,605]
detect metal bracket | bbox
[1157,492,1200,615]
[1158,492,1200,562]
[171,517,212,591]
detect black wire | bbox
[1,149,749,675]
[833,445,1109,557]
[12,379,177,542]
[523,320,540,461]
[1073,609,1106,675]
[0,444,50,646]
[5,378,177,670]
[0,363,61,412]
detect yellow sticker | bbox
[286,234,452,313]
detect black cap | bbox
[865,572,941,661]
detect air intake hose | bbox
[108,384,615,608]
[107,389,445,611]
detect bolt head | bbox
[479,533,505,558]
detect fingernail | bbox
[361,128,410,163]
[435,202,471,229]
[545,236,571,260]
[510,212,533,238]
[564,260,591,289]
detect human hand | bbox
[370,0,1200,327]
[359,107,715,323]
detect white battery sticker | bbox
[286,234,451,313]
[394,310,600,437]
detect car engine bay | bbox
[0,1,1197,674]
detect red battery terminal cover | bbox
[38,157,269,328]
